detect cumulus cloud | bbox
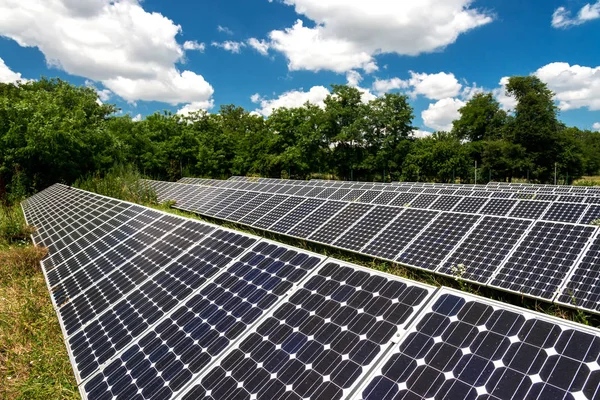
[0,57,27,83]
[251,86,330,117]
[373,77,409,96]
[552,2,600,28]
[217,25,233,35]
[176,100,214,116]
[372,71,462,100]
[346,71,376,103]
[211,41,245,53]
[264,1,492,73]
[183,40,205,51]
[131,113,142,122]
[421,97,465,131]
[247,38,270,56]
[593,122,600,131]
[534,62,600,111]
[0,0,214,110]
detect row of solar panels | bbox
[22,184,600,400]
[145,179,600,316]
[180,177,600,205]
[176,179,600,223]
[223,175,600,195]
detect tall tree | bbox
[452,93,507,142]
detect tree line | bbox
[1,76,599,201]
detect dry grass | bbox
[0,238,79,399]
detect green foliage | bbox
[452,93,507,142]
[74,164,157,204]
[0,205,34,246]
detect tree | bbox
[452,93,507,142]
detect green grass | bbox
[0,206,79,400]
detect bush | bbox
[75,164,157,205]
[0,206,35,246]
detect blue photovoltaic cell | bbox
[82,241,323,399]
[269,199,326,234]
[287,201,347,238]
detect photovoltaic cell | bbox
[371,192,401,205]
[397,213,481,270]
[328,189,353,201]
[240,195,290,226]
[541,203,589,223]
[309,203,373,244]
[227,193,274,222]
[362,209,439,261]
[438,217,532,284]
[82,241,323,400]
[181,262,433,400]
[490,222,595,299]
[333,206,404,252]
[340,189,366,202]
[360,290,600,400]
[580,205,600,225]
[357,190,382,203]
[388,193,418,207]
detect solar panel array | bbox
[22,184,600,399]
[147,178,600,316]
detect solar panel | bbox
[269,199,326,234]
[478,198,517,216]
[227,193,274,222]
[362,209,439,261]
[287,201,347,238]
[489,222,596,300]
[556,233,600,313]
[240,195,291,225]
[333,206,404,252]
[388,193,418,207]
[180,261,434,400]
[452,197,488,213]
[409,194,439,209]
[579,205,600,225]
[508,200,551,220]
[359,289,600,400]
[542,202,589,223]
[558,195,586,203]
[340,189,367,202]
[397,213,481,270]
[329,188,353,201]
[315,187,338,199]
[309,203,374,245]
[438,217,532,284]
[82,241,324,399]
[371,192,402,205]
[429,195,461,211]
[253,197,306,230]
[357,190,382,203]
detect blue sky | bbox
[1,0,599,133]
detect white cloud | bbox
[552,2,600,28]
[460,83,485,100]
[372,71,462,100]
[492,77,518,111]
[132,113,142,122]
[407,72,462,100]
[0,57,27,83]
[265,1,493,73]
[593,122,600,131]
[373,77,409,96]
[534,62,600,111]
[421,97,465,131]
[211,41,245,53]
[183,40,205,51]
[85,79,112,101]
[0,0,214,108]
[176,100,214,116]
[252,86,330,117]
[217,25,233,35]
[411,129,433,138]
[247,38,270,56]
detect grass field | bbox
[0,206,79,400]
